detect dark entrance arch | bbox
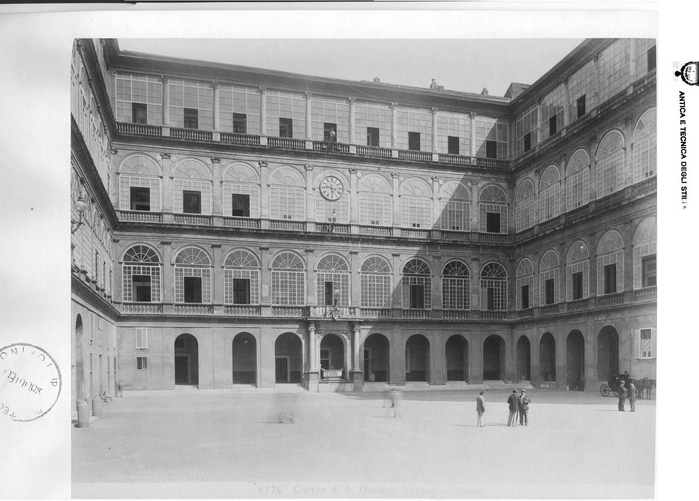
[320,334,345,379]
[364,333,390,382]
[566,330,585,391]
[175,334,199,386]
[516,336,531,381]
[275,332,302,384]
[597,326,620,382]
[445,335,468,382]
[405,334,430,382]
[483,335,506,381]
[232,332,257,385]
[540,333,556,381]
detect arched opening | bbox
[174,334,199,386]
[445,335,468,382]
[364,333,390,382]
[320,334,345,379]
[232,332,257,385]
[516,336,531,381]
[275,332,302,384]
[597,326,620,382]
[405,334,430,382]
[539,333,556,381]
[566,330,585,391]
[483,335,505,381]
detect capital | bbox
[349,168,357,174]
[161,75,170,84]
[309,322,316,334]
[470,112,477,120]
[259,160,268,169]
[111,148,119,155]
[390,102,399,110]
[431,107,439,115]
[348,97,356,105]
[160,153,171,160]
[212,81,220,90]
[107,68,117,77]
[211,157,221,164]
[305,91,312,99]
[305,164,313,171]
[391,172,400,179]
[259,86,267,95]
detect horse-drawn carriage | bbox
[599,373,655,399]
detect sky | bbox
[118,38,585,98]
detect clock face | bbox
[320,176,344,201]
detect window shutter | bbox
[597,257,604,296]
[633,247,641,289]
[566,266,573,301]
[554,269,560,303]
[583,261,589,298]
[634,330,641,359]
[651,328,657,359]
[617,254,624,292]
[136,328,148,349]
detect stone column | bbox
[348,97,356,145]
[391,253,402,312]
[431,176,441,238]
[305,249,316,306]
[305,164,315,231]
[211,244,222,313]
[161,153,173,219]
[349,251,360,307]
[161,241,174,308]
[352,325,363,391]
[431,254,442,312]
[593,56,600,107]
[556,331,567,391]
[161,75,170,127]
[391,173,401,235]
[629,38,637,82]
[349,168,359,229]
[431,107,438,153]
[470,257,481,311]
[212,81,220,132]
[559,242,568,305]
[588,231,598,299]
[308,322,319,392]
[430,331,445,385]
[470,113,477,158]
[470,181,480,232]
[305,92,313,140]
[391,102,398,149]
[259,86,267,136]
[562,79,570,128]
[259,161,269,221]
[589,136,598,200]
[211,157,222,217]
[259,247,271,308]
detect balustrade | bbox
[224,305,261,316]
[540,303,561,316]
[271,306,305,317]
[268,137,305,149]
[634,286,657,303]
[598,292,624,308]
[170,127,213,141]
[356,145,392,158]
[223,217,261,229]
[121,303,163,314]
[359,225,391,236]
[220,132,261,146]
[402,309,432,319]
[316,223,350,234]
[118,211,163,223]
[359,308,392,319]
[270,220,306,231]
[175,304,214,315]
[398,150,432,162]
[566,298,590,312]
[402,228,430,239]
[442,310,470,320]
[481,311,507,320]
[117,122,163,136]
[174,214,212,225]
[438,153,471,166]
[517,308,533,319]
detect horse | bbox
[634,377,656,400]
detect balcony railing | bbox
[360,308,392,318]
[441,230,471,242]
[268,137,305,149]
[517,308,533,319]
[634,286,657,303]
[272,306,305,317]
[171,127,213,141]
[118,210,163,223]
[220,132,261,146]
[270,220,306,231]
[356,145,392,158]
[174,214,212,225]
[566,298,590,312]
[540,303,561,316]
[481,311,507,321]
[476,157,510,170]
[316,223,351,234]
[442,310,470,320]
[121,303,163,314]
[313,141,350,154]
[438,153,472,166]
[307,306,357,319]
[402,228,430,239]
[402,309,431,319]
[175,304,214,315]
[398,149,432,162]
[117,122,163,136]
[224,305,261,316]
[476,233,509,244]
[598,292,624,308]
[223,217,261,229]
[359,225,392,236]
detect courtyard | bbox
[72,387,655,499]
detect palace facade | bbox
[71,38,656,412]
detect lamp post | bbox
[71,194,87,234]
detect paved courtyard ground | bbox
[73,387,655,499]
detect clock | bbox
[320,176,344,201]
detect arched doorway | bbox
[566,330,585,391]
[320,334,345,379]
[483,335,505,381]
[275,332,302,384]
[540,333,556,381]
[364,333,390,382]
[597,326,619,382]
[232,332,257,385]
[445,335,468,382]
[406,334,430,382]
[516,336,531,381]
[174,334,199,386]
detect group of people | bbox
[475,389,531,427]
[617,379,638,412]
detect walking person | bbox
[519,389,531,426]
[627,380,637,412]
[617,380,627,411]
[507,389,519,426]
[476,391,486,427]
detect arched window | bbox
[173,159,212,215]
[516,179,535,232]
[440,182,470,232]
[480,262,507,311]
[223,249,260,305]
[566,241,589,301]
[400,178,432,229]
[596,130,625,196]
[174,247,212,304]
[119,154,162,212]
[271,251,306,306]
[402,258,431,309]
[123,244,161,302]
[316,254,350,306]
[566,149,591,210]
[315,173,350,224]
[479,185,508,234]
[539,165,561,222]
[360,256,392,308]
[442,260,470,310]
[539,250,560,305]
[359,174,392,226]
[222,162,260,218]
[633,108,657,183]
[597,230,625,295]
[516,258,534,310]
[270,166,305,221]
[633,217,657,289]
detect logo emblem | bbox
[675,61,699,86]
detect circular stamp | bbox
[0,343,62,422]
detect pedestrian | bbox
[519,389,531,426]
[627,380,637,412]
[618,380,627,411]
[327,128,337,151]
[507,389,519,426]
[476,391,486,427]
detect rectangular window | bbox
[648,45,656,72]
[367,127,379,146]
[577,95,586,119]
[132,103,147,124]
[642,256,657,287]
[549,115,557,137]
[448,136,460,155]
[130,186,150,211]
[233,278,250,305]
[410,284,425,309]
[320,348,331,370]
[136,357,148,370]
[639,329,653,358]
[487,288,496,310]
[183,190,201,214]
[324,282,335,306]
[408,131,421,151]
[324,123,337,142]
[233,113,247,134]
[524,132,532,152]
[183,108,198,129]
[279,117,293,138]
[133,275,152,302]
[572,272,583,300]
[184,276,203,303]
[604,264,617,294]
[231,194,250,217]
[485,140,497,159]
[545,278,555,304]
[486,212,501,233]
[136,328,148,349]
[521,285,530,309]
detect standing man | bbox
[476,391,486,427]
[507,389,519,426]
[627,380,637,412]
[519,389,531,426]
[618,380,627,411]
